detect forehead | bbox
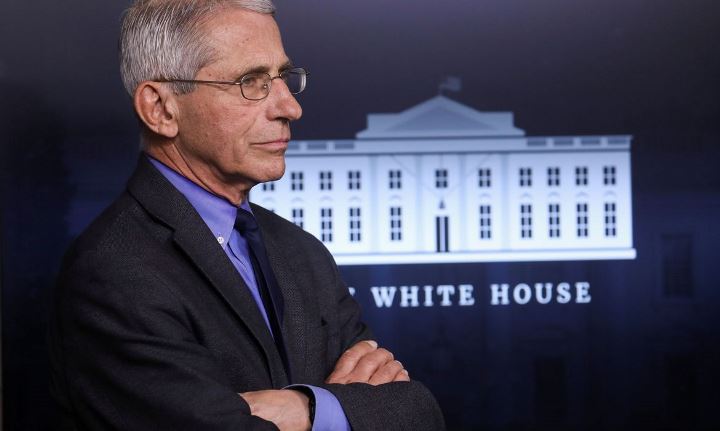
[201,8,287,73]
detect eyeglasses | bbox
[156,67,309,101]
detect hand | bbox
[326,340,410,385]
[239,389,311,431]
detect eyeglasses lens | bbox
[240,74,267,100]
[284,69,306,95]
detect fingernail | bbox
[365,340,378,348]
[395,360,403,367]
[402,369,409,376]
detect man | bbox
[49,1,446,430]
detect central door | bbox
[435,216,449,252]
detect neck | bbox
[145,143,249,206]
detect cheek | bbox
[180,102,223,153]
[180,95,264,167]
[219,112,256,160]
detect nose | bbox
[267,78,302,122]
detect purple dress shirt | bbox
[149,156,350,431]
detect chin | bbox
[272,159,286,179]
[258,162,286,183]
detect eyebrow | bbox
[234,59,294,79]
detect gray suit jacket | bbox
[49,155,445,430]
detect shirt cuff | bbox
[286,384,351,431]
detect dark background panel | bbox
[1,0,719,430]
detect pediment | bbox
[387,108,494,132]
[356,95,525,139]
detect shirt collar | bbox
[147,155,252,249]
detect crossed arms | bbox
[241,339,410,430]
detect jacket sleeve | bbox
[49,250,279,431]
[316,246,447,431]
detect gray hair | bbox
[120,0,276,97]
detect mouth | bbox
[253,138,289,152]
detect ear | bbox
[133,81,180,139]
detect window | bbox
[575,166,588,186]
[349,207,361,242]
[348,171,361,190]
[479,205,492,239]
[520,167,533,187]
[661,234,693,297]
[478,168,491,188]
[389,170,402,189]
[319,171,333,191]
[290,172,304,191]
[320,208,333,242]
[576,203,589,237]
[291,208,304,229]
[520,204,533,239]
[604,202,617,237]
[261,182,275,192]
[435,169,448,188]
[547,167,560,187]
[603,165,616,186]
[390,207,402,241]
[548,203,560,238]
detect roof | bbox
[355,95,526,139]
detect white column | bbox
[415,153,424,251]
[459,152,467,251]
[369,154,378,253]
[500,152,510,250]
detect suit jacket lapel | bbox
[126,155,288,387]
[254,207,312,383]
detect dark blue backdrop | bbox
[2,0,719,430]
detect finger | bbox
[238,390,266,415]
[327,340,377,381]
[342,347,394,384]
[394,369,411,382]
[368,360,404,385]
[326,340,378,383]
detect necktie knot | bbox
[235,208,259,236]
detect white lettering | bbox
[490,283,510,305]
[348,287,356,296]
[365,281,591,308]
[513,283,532,304]
[575,282,592,303]
[423,285,434,307]
[557,282,571,304]
[370,286,397,308]
[400,286,420,308]
[436,285,456,306]
[458,284,475,306]
[535,282,553,304]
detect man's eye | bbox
[241,75,259,87]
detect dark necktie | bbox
[234,208,289,374]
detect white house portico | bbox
[251,96,635,265]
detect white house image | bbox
[250,95,636,265]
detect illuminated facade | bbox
[251,96,635,265]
